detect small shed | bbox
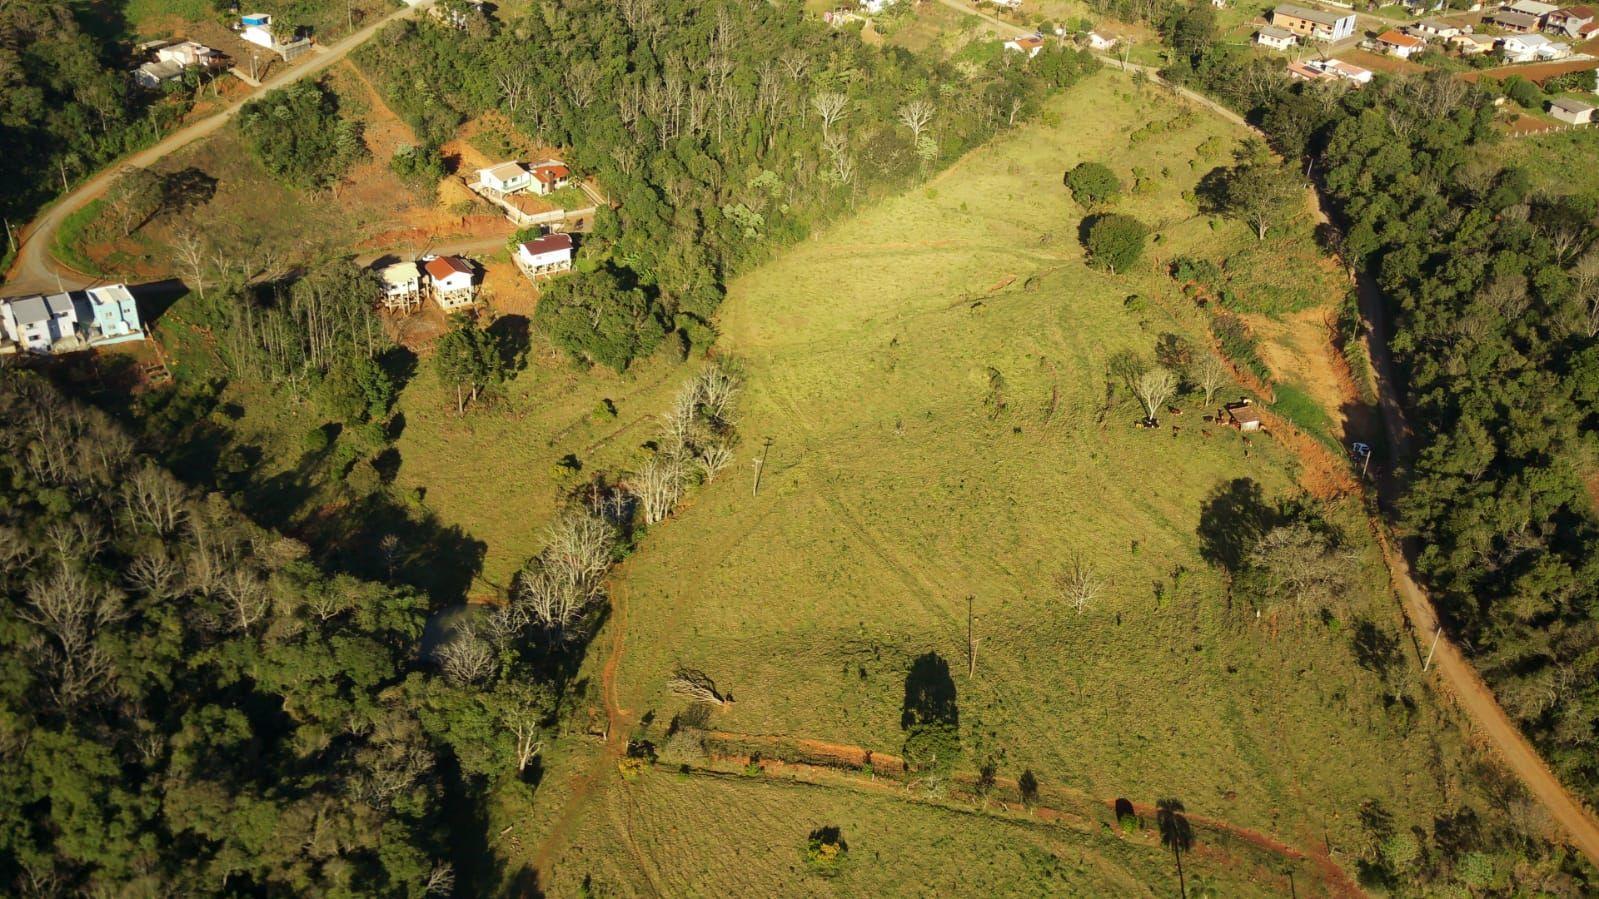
[1224,401,1263,431]
[1548,97,1596,124]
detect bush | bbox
[803,827,848,877]
[1065,161,1121,207]
[238,81,366,189]
[534,267,667,371]
[1502,76,1543,110]
[1082,213,1148,273]
[389,144,446,193]
[1209,312,1271,384]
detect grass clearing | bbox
[520,70,1545,888]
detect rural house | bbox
[378,261,423,312]
[1257,25,1299,48]
[528,161,572,196]
[1500,32,1569,59]
[1507,0,1560,16]
[0,284,143,355]
[1004,33,1046,56]
[135,60,186,89]
[423,256,477,312]
[1410,18,1461,37]
[1449,31,1499,53]
[1270,4,1356,41]
[1289,58,1372,83]
[516,233,575,278]
[240,13,277,48]
[1,295,75,353]
[157,41,223,68]
[1490,9,1543,31]
[1545,5,1595,34]
[79,285,144,346]
[1376,29,1427,56]
[1086,30,1117,50]
[1548,96,1596,122]
[478,161,532,194]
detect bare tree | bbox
[1248,522,1353,613]
[668,668,727,706]
[437,626,497,685]
[634,454,685,525]
[20,567,125,708]
[126,551,183,601]
[1191,354,1229,408]
[1132,366,1178,426]
[217,568,272,633]
[496,67,530,113]
[1056,553,1107,615]
[171,227,209,299]
[424,864,456,898]
[120,464,188,537]
[811,91,848,138]
[696,441,734,481]
[697,364,739,423]
[1571,249,1599,338]
[897,99,935,142]
[513,509,617,640]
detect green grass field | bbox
[517,70,1546,890]
[1502,127,1599,200]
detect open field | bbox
[1501,126,1599,199]
[515,69,1551,889]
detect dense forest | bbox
[356,0,1096,366]
[1151,0,1599,816]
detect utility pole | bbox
[58,159,70,195]
[751,436,772,498]
[967,594,977,679]
[1423,627,1443,672]
[3,218,15,256]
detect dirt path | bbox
[2,0,438,295]
[694,730,1363,898]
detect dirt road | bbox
[1,0,437,296]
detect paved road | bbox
[1,0,436,296]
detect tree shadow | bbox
[901,651,957,731]
[1196,477,1279,573]
[161,166,218,212]
[1193,166,1229,214]
[1351,617,1403,681]
[324,493,487,607]
[489,313,532,375]
[1157,797,1194,899]
[379,345,419,393]
[129,278,192,329]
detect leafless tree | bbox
[478,601,529,654]
[497,687,546,773]
[661,381,701,456]
[437,626,497,685]
[1192,354,1229,408]
[1056,553,1107,615]
[897,100,935,142]
[697,364,739,422]
[20,567,125,708]
[496,68,530,113]
[634,454,685,525]
[565,59,599,110]
[513,509,617,639]
[171,227,210,299]
[121,464,188,537]
[1248,522,1353,613]
[811,91,848,138]
[668,668,727,706]
[424,864,456,898]
[216,567,271,633]
[126,551,183,601]
[1570,249,1599,338]
[696,441,734,481]
[1132,366,1178,425]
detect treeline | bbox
[0,372,458,895]
[356,0,1097,368]
[0,2,191,239]
[1154,0,1599,855]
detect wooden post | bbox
[1423,627,1442,672]
[751,437,772,498]
[3,218,14,256]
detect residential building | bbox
[157,41,223,68]
[78,285,144,345]
[1410,18,1461,37]
[1086,30,1117,50]
[1501,32,1569,59]
[1545,5,1595,34]
[423,256,476,311]
[378,261,423,312]
[240,13,276,48]
[1325,59,1373,82]
[1287,60,1333,80]
[478,161,531,194]
[1401,0,1446,12]
[528,161,572,196]
[1270,4,1357,41]
[1548,96,1596,122]
[860,0,895,11]
[1289,57,1372,82]
[1449,31,1499,53]
[1377,29,1427,56]
[1004,33,1046,56]
[1490,8,1542,30]
[1507,0,1559,16]
[516,233,575,277]
[1256,24,1299,48]
[135,60,186,90]
[991,0,1024,8]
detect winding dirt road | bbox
[1,0,436,295]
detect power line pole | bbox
[1423,627,1443,672]
[751,436,772,498]
[967,594,978,679]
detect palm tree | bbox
[1157,797,1194,899]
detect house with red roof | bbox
[1545,5,1595,35]
[528,161,571,197]
[423,255,477,312]
[515,233,574,278]
[1376,28,1427,57]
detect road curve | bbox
[1,0,436,296]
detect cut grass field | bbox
[519,69,1556,890]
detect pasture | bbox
[527,70,1537,885]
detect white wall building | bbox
[478,161,532,194]
[516,233,574,277]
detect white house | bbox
[1325,59,1374,83]
[1548,96,1596,123]
[1006,33,1047,56]
[1501,32,1569,60]
[1376,29,1427,57]
[240,13,276,48]
[1086,30,1117,50]
[378,261,423,312]
[1257,25,1299,49]
[516,233,574,277]
[478,161,531,194]
[860,0,896,12]
[1507,0,1560,17]
[527,160,571,196]
[1,286,143,354]
[423,255,476,311]
[157,41,222,68]
[1410,18,1461,37]
[990,0,1024,8]
[1271,4,1357,41]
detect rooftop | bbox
[1274,4,1350,26]
[1378,29,1426,46]
[1492,9,1541,24]
[380,261,421,285]
[521,233,574,256]
[424,256,473,280]
[481,161,527,182]
[8,296,48,325]
[1259,24,1296,38]
[1550,96,1595,111]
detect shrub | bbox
[1502,76,1543,110]
[1209,312,1271,384]
[1082,213,1148,273]
[803,827,848,877]
[389,144,446,193]
[1065,161,1121,207]
[238,81,366,189]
